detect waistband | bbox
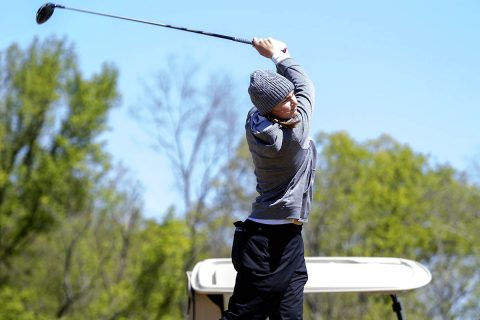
[235,219,303,233]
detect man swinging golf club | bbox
[36,5,316,317]
[222,37,317,320]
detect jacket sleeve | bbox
[276,58,315,147]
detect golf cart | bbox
[187,257,431,319]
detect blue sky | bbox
[3,1,479,218]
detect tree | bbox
[136,56,239,266]
[0,37,195,319]
[0,36,119,280]
[6,159,191,319]
[6,166,142,318]
[116,216,191,320]
[418,166,480,319]
[0,286,49,320]
[303,132,480,319]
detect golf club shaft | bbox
[55,4,252,45]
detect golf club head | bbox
[36,3,58,24]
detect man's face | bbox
[271,91,297,120]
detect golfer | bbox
[221,37,316,319]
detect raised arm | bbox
[252,37,314,118]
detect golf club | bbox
[36,3,252,45]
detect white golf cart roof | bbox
[191,257,431,294]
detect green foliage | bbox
[4,165,191,319]
[123,218,191,319]
[0,36,119,274]
[303,131,480,319]
[307,132,429,258]
[0,286,52,320]
[0,37,196,320]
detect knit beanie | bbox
[248,70,294,115]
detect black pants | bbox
[222,220,308,320]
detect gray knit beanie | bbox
[248,70,294,115]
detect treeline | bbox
[0,37,478,319]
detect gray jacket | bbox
[245,58,317,222]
